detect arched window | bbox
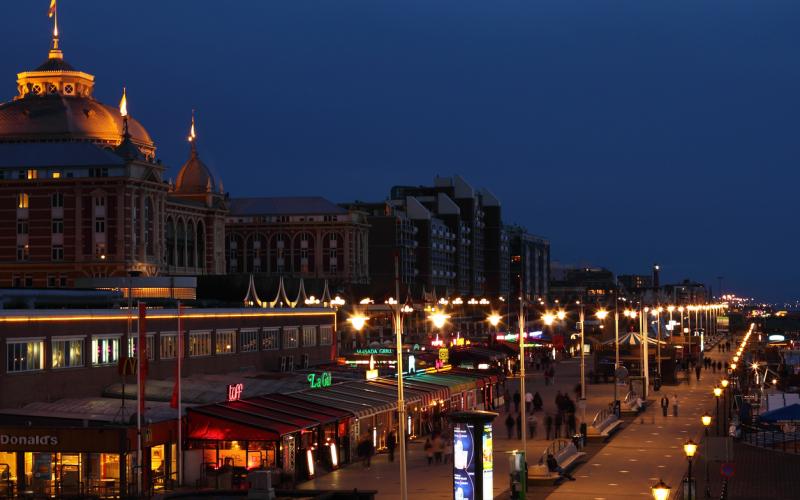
[177,219,186,267]
[196,221,206,272]
[165,217,176,266]
[323,233,343,274]
[293,232,315,274]
[226,234,245,273]
[247,233,267,273]
[144,197,154,257]
[270,233,290,273]
[187,220,196,268]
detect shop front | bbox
[0,426,126,498]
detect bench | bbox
[528,438,586,483]
[587,408,623,441]
[620,391,645,415]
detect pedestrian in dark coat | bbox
[695,364,702,382]
[533,391,543,411]
[513,391,521,413]
[661,395,669,417]
[545,413,554,440]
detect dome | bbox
[0,94,154,155]
[175,148,217,194]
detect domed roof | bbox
[34,57,75,72]
[175,148,217,194]
[0,94,154,154]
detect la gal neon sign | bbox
[307,372,333,389]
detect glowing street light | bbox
[651,479,671,500]
[429,311,450,330]
[488,313,502,327]
[683,439,697,500]
[702,412,712,436]
[542,312,555,326]
[556,310,566,321]
[348,314,368,331]
[595,309,609,320]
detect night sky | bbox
[2,1,799,302]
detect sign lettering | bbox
[355,348,393,355]
[0,434,58,446]
[227,383,244,402]
[307,372,333,389]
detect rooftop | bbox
[229,196,348,216]
[0,141,125,168]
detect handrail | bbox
[592,407,613,428]
[538,438,574,464]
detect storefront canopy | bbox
[257,394,352,422]
[760,403,800,423]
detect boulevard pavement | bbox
[298,344,731,499]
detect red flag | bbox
[170,304,184,409]
[138,303,147,416]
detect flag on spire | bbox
[188,110,196,142]
[48,0,57,18]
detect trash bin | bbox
[653,376,662,392]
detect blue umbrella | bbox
[759,403,800,423]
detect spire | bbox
[119,87,130,137]
[188,109,197,156]
[48,0,62,59]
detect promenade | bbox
[298,346,729,499]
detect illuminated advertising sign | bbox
[307,372,332,389]
[355,348,393,355]
[768,334,785,342]
[227,383,244,402]
[453,423,475,500]
[481,424,493,499]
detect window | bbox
[24,276,32,288]
[95,196,105,207]
[216,330,236,355]
[239,329,259,353]
[17,193,29,208]
[95,218,105,233]
[89,168,109,178]
[91,336,120,365]
[16,220,28,234]
[128,335,155,361]
[95,244,106,258]
[51,171,61,179]
[26,169,37,180]
[160,333,178,359]
[283,327,298,349]
[16,245,29,262]
[189,331,211,357]
[47,275,56,288]
[320,325,333,346]
[52,219,63,234]
[261,328,279,350]
[52,246,63,261]
[302,326,317,347]
[52,338,83,369]
[7,340,45,372]
[51,192,63,208]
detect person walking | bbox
[695,364,702,382]
[505,414,515,440]
[545,413,554,440]
[672,394,679,417]
[365,437,374,468]
[661,394,669,417]
[424,437,434,465]
[387,431,396,462]
[525,391,533,414]
[528,412,538,439]
[533,391,543,411]
[433,433,444,464]
[513,391,521,413]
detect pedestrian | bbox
[424,437,433,465]
[365,437,374,468]
[528,413,538,439]
[358,438,367,467]
[504,388,511,413]
[695,364,702,382]
[505,414,515,440]
[433,433,444,464]
[525,391,533,414]
[545,413,554,440]
[387,431,396,462]
[661,395,669,417]
[513,391,521,413]
[533,391,543,411]
[555,391,564,413]
[672,394,679,417]
[516,414,522,439]
[555,412,563,438]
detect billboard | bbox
[453,423,475,500]
[482,424,493,499]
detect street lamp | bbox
[713,386,722,436]
[542,312,555,326]
[488,313,502,328]
[701,412,712,436]
[429,311,450,330]
[651,479,671,500]
[721,379,730,433]
[683,439,698,500]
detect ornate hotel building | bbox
[0,28,367,289]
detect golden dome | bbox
[0,94,154,156]
[176,147,217,194]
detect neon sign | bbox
[227,383,244,402]
[355,348,393,355]
[307,372,333,389]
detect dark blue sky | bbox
[3,1,799,302]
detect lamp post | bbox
[721,379,730,434]
[701,412,712,499]
[596,309,613,403]
[713,386,722,436]
[641,306,650,395]
[684,439,698,500]
[701,413,712,437]
[578,301,586,426]
[518,275,527,461]
[652,307,662,377]
[651,479,671,500]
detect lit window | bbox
[26,169,38,180]
[17,193,29,209]
[7,340,45,372]
[216,330,236,355]
[261,328,279,350]
[189,331,211,357]
[128,335,155,360]
[320,325,333,346]
[159,334,178,360]
[16,245,29,262]
[91,336,120,365]
[51,171,61,179]
[283,327,298,349]
[52,338,84,369]
[239,329,259,352]
[302,326,317,347]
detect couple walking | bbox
[660,394,679,417]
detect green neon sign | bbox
[308,372,332,389]
[355,348,393,355]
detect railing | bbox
[592,407,613,429]
[538,438,573,464]
[741,424,799,454]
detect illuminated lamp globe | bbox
[651,479,671,500]
[713,386,722,398]
[348,315,368,331]
[721,379,729,388]
[701,413,712,427]
[488,314,502,327]
[683,439,698,459]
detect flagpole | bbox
[177,302,183,487]
[137,302,145,496]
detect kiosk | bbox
[449,411,497,500]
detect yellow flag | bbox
[119,88,128,117]
[48,0,57,18]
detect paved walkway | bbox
[298,342,732,499]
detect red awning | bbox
[187,410,279,441]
